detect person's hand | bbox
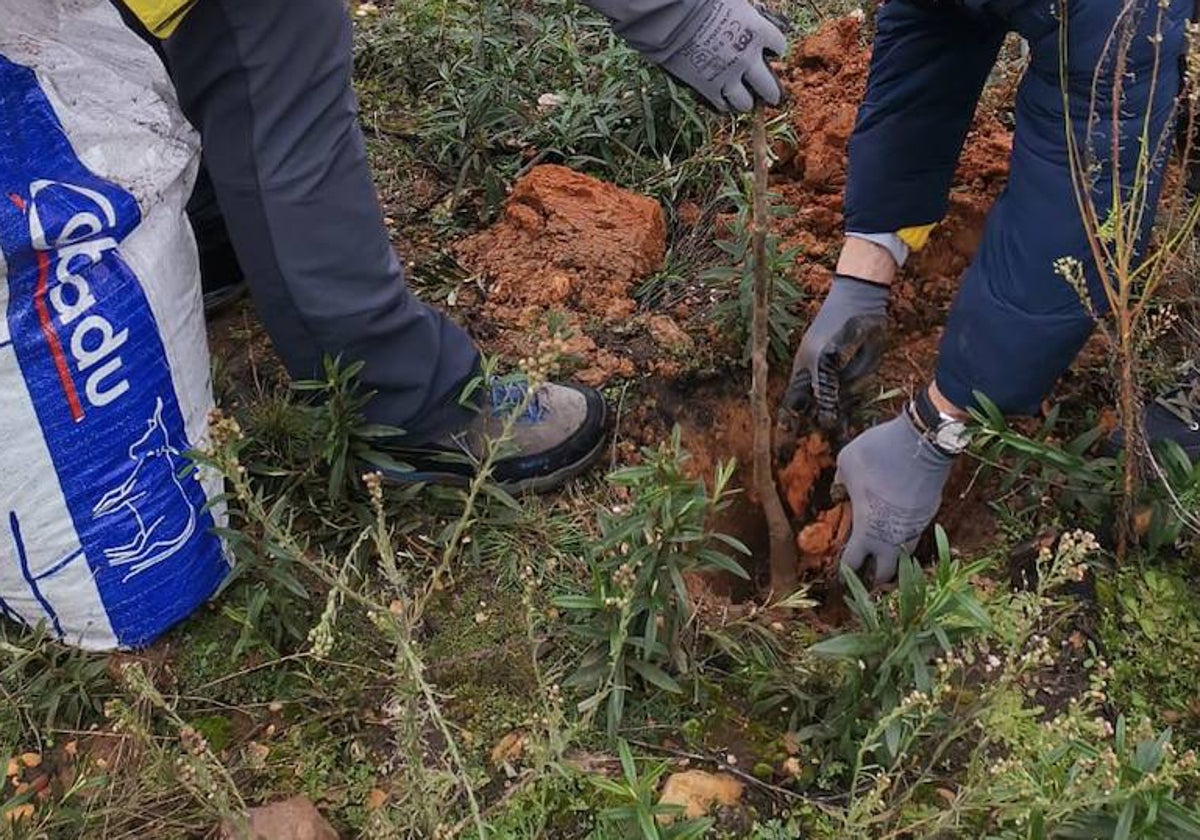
[780,275,888,439]
[833,408,953,584]
[654,0,789,112]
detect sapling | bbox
[750,109,799,594]
[1057,2,1200,555]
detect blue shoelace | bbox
[489,377,548,424]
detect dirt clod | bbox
[778,432,834,518]
[797,502,852,578]
[456,164,666,384]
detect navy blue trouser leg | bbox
[939,0,1188,413]
[847,0,1189,415]
[160,0,480,438]
[845,1,1006,234]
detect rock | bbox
[657,770,745,824]
[223,796,339,840]
[648,315,693,352]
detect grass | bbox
[4,1,1200,837]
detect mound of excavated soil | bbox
[455,164,666,385]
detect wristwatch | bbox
[906,387,972,457]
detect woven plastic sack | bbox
[0,0,229,649]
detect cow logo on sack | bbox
[0,56,226,647]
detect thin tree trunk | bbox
[750,111,798,595]
[1117,313,1138,562]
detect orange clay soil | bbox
[455,164,666,385]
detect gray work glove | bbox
[781,275,888,437]
[582,0,789,112]
[834,409,953,584]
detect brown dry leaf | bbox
[782,732,802,756]
[19,753,41,769]
[657,770,744,824]
[63,741,78,759]
[4,759,16,778]
[563,750,619,776]
[490,731,526,768]
[936,787,957,804]
[4,804,33,824]
[1133,505,1154,538]
[365,788,388,811]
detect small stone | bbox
[657,770,745,824]
[365,788,388,811]
[490,732,526,768]
[222,796,338,840]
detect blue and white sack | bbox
[0,0,230,649]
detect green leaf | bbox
[588,777,630,797]
[884,720,901,761]
[697,549,750,580]
[637,809,659,839]
[841,565,879,630]
[947,592,991,631]
[972,391,1006,428]
[810,632,886,659]
[710,532,752,556]
[1114,800,1135,840]
[618,738,638,784]
[897,555,923,624]
[627,659,683,694]
[552,594,603,610]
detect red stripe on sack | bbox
[33,250,84,422]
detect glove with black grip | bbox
[780,275,889,437]
[583,0,789,112]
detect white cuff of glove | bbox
[846,231,909,269]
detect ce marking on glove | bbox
[719,21,754,51]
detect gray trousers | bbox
[156,0,480,440]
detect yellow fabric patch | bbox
[120,0,198,38]
[897,224,937,252]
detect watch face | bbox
[934,421,972,453]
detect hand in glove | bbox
[780,275,888,439]
[833,407,953,584]
[583,0,789,112]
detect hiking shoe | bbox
[1106,365,1200,461]
[1144,365,1200,460]
[379,377,608,494]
